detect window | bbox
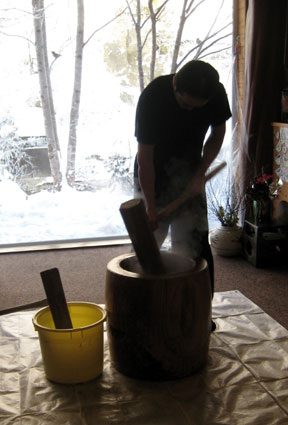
[0,0,232,250]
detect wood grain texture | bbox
[120,198,165,274]
[40,268,73,329]
[105,252,211,380]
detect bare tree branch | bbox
[186,0,206,18]
[196,32,232,59]
[155,0,169,16]
[198,45,231,60]
[0,30,34,45]
[0,7,36,16]
[126,0,136,26]
[83,6,128,47]
[193,0,225,58]
[170,0,206,72]
[142,28,152,49]
[171,0,231,72]
[177,24,232,68]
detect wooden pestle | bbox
[40,268,73,329]
[120,198,165,274]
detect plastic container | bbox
[33,302,106,384]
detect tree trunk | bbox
[66,0,84,186]
[171,0,188,73]
[32,0,62,191]
[148,0,157,82]
[136,0,144,92]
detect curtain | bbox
[240,0,287,196]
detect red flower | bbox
[255,173,275,184]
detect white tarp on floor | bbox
[0,290,288,424]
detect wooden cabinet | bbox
[242,220,288,267]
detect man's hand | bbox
[184,169,205,198]
[156,161,226,221]
[146,206,159,231]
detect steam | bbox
[135,154,209,264]
[155,195,208,261]
[154,157,208,261]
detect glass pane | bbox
[0,0,232,247]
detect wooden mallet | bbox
[157,161,227,221]
[120,198,165,274]
[119,161,226,275]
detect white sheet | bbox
[0,290,288,424]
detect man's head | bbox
[174,60,220,102]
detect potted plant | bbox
[207,171,243,256]
[245,173,281,224]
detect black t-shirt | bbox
[134,74,232,202]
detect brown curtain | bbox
[240,0,287,195]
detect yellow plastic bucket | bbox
[33,302,106,384]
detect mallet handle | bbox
[157,161,227,221]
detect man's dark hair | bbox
[175,60,220,99]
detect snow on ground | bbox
[0,178,219,246]
[0,179,131,244]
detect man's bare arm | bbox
[137,143,158,229]
[186,122,226,195]
[201,122,226,172]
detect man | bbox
[134,60,232,297]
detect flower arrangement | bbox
[245,172,282,224]
[245,173,280,201]
[207,172,242,227]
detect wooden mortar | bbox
[105,252,212,380]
